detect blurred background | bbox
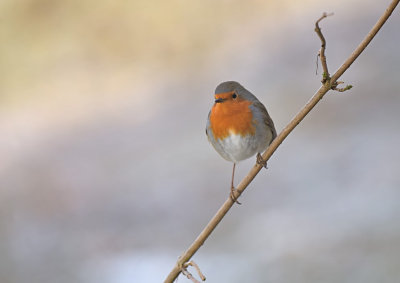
[1,0,400,282]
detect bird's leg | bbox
[230,163,241,205]
[256,153,268,169]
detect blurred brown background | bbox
[1,0,400,282]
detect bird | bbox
[206,81,277,204]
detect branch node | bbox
[322,71,329,82]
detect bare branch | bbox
[330,0,399,83]
[164,1,400,282]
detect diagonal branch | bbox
[330,2,399,83]
[164,1,399,282]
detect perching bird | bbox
[206,81,276,203]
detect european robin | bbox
[206,81,276,204]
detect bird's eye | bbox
[232,93,237,99]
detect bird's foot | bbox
[230,186,241,205]
[256,153,268,169]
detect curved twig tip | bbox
[316,12,334,25]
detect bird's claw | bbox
[230,186,241,205]
[256,153,268,169]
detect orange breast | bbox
[210,98,255,140]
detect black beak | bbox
[215,98,225,103]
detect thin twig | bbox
[331,81,353,92]
[180,261,206,282]
[181,268,200,283]
[164,1,399,282]
[315,15,354,94]
[184,261,206,281]
[315,12,333,83]
[335,85,353,92]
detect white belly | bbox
[213,133,261,163]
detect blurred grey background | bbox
[1,0,400,282]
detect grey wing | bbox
[205,110,211,137]
[252,101,277,142]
